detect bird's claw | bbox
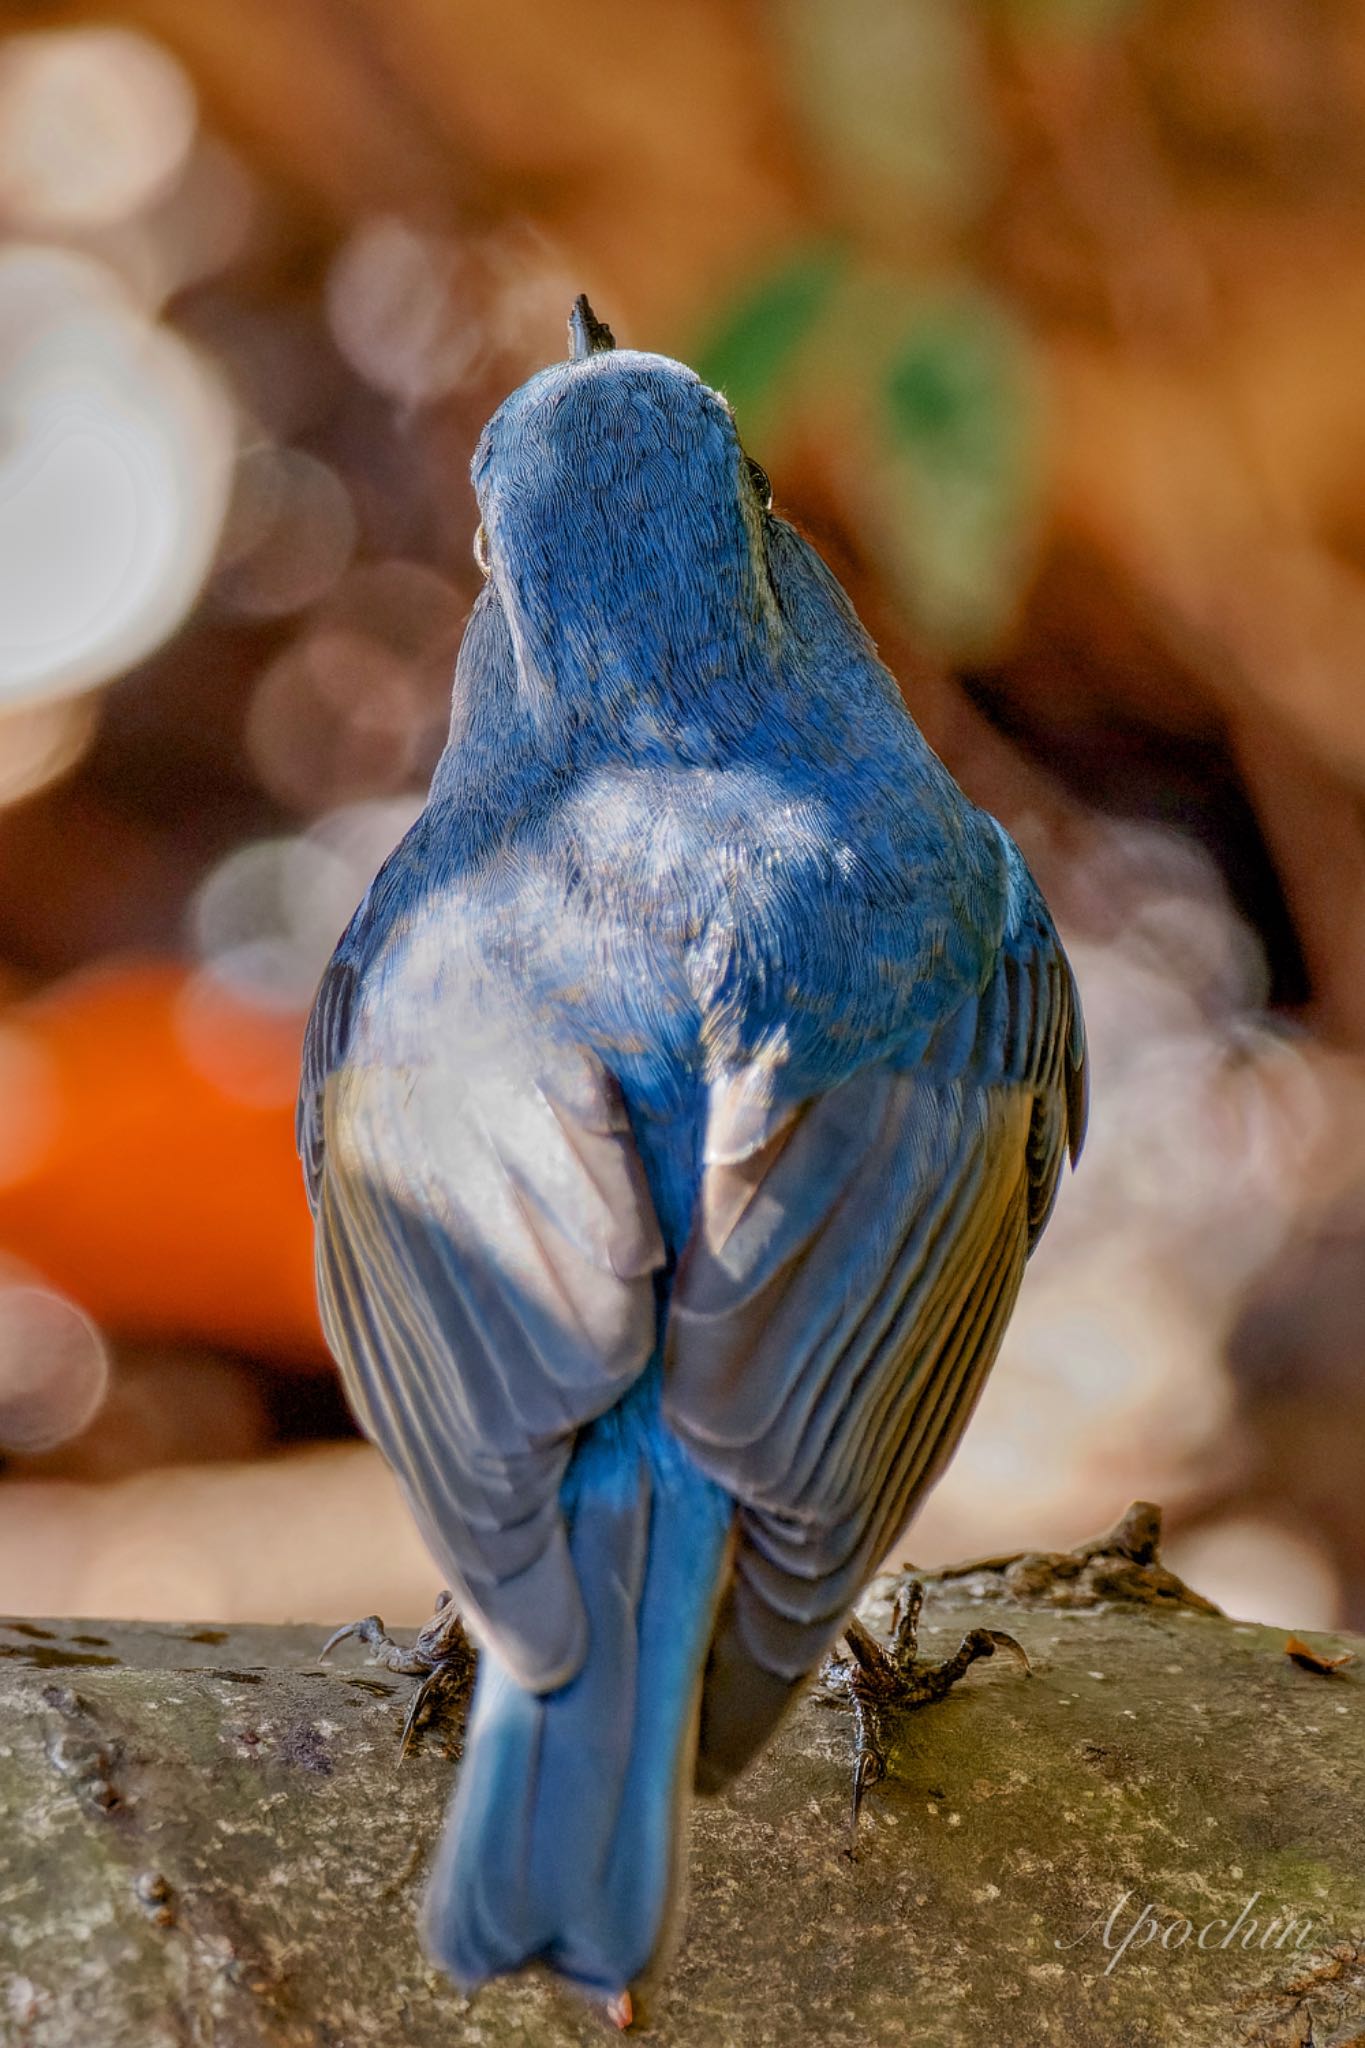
[979,1627,1032,1673]
[319,1614,438,1675]
[817,1576,1030,1853]
[396,1661,465,1759]
[319,1592,476,1757]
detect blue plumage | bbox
[298,307,1086,2004]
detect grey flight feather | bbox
[304,985,665,1691]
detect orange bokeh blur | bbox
[0,962,324,1365]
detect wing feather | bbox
[304,984,666,1693]
[670,885,1085,1779]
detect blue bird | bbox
[298,296,1086,2010]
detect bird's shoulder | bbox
[299,732,1068,1165]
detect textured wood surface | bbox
[3,1531,1363,2046]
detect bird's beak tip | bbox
[568,295,616,360]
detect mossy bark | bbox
[2,1513,1363,2047]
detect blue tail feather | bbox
[424,1381,732,1996]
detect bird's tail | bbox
[423,1382,733,2000]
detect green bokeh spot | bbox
[881,294,1042,652]
[695,248,844,423]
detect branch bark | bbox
[3,1510,1364,2047]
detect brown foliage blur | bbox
[0,0,1362,1627]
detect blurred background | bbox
[1,0,1363,1634]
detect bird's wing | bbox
[665,875,1085,1764]
[299,958,665,1691]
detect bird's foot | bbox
[320,1590,476,1757]
[816,1579,1030,1854]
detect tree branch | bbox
[3,1511,1364,2045]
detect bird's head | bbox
[468,298,776,718]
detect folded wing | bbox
[299,961,666,1691]
[667,887,1085,1783]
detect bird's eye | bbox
[474,523,491,579]
[745,457,773,512]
